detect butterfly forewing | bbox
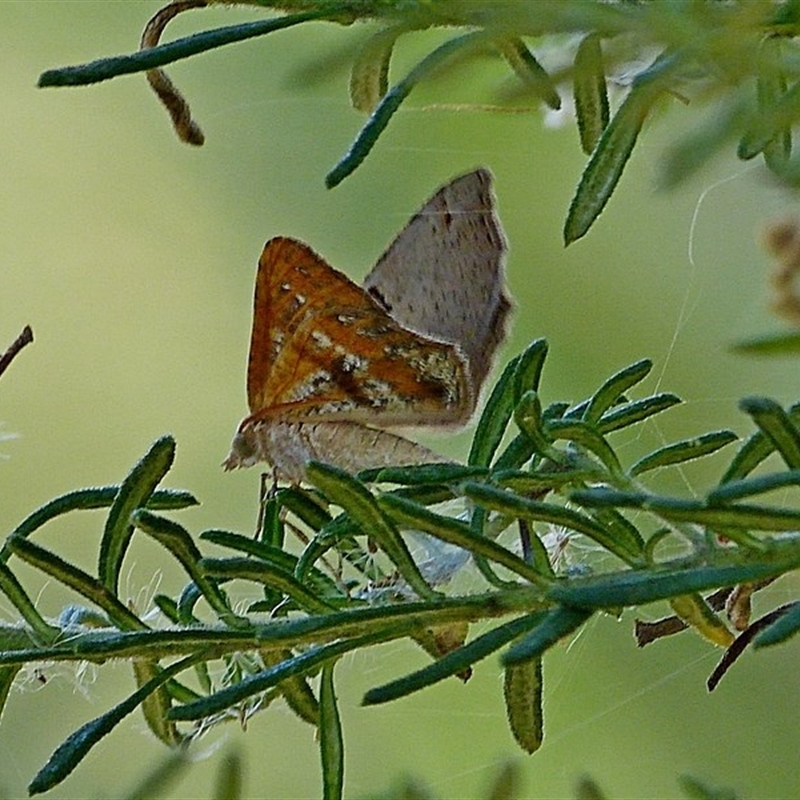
[247,237,376,412]
[245,237,472,427]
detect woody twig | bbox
[0,326,33,381]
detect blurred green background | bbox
[1,3,799,798]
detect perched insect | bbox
[224,168,511,482]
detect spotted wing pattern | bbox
[243,237,472,428]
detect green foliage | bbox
[1,340,799,795]
[36,0,800,241]
[13,2,800,795]
[366,764,737,800]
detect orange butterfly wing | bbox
[244,237,472,428]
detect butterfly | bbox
[224,168,511,482]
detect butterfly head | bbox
[223,427,260,471]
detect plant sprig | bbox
[2,339,800,795]
[36,0,800,241]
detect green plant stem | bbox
[0,587,544,666]
[38,10,331,87]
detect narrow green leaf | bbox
[99,436,175,594]
[597,393,682,434]
[495,469,599,494]
[660,96,750,189]
[199,557,336,614]
[512,339,549,406]
[169,633,387,722]
[758,38,793,172]
[472,552,516,588]
[294,514,372,588]
[629,430,738,477]
[492,434,536,471]
[0,665,21,724]
[6,536,147,631]
[496,37,560,109]
[545,419,623,475]
[753,601,800,647]
[575,775,608,800]
[177,583,203,625]
[376,494,548,586]
[562,399,589,420]
[739,396,800,468]
[485,763,522,800]
[132,509,245,627]
[28,652,203,796]
[320,663,344,800]
[565,51,678,244]
[515,391,558,459]
[469,355,520,467]
[579,489,800,534]
[385,485,455,505]
[587,507,645,563]
[153,594,180,623]
[739,55,800,160]
[58,605,109,628]
[569,487,648,508]
[200,530,342,598]
[363,613,546,706]
[358,463,487,485]
[753,152,800,186]
[676,775,737,800]
[544,401,571,422]
[349,25,405,113]
[277,486,333,530]
[164,677,202,706]
[464,483,642,563]
[512,509,556,577]
[148,488,200,509]
[261,649,319,726]
[121,750,191,800]
[721,401,800,483]
[468,504,516,589]
[547,544,800,609]
[668,594,733,647]
[503,606,592,665]
[1,486,197,564]
[212,751,244,800]
[132,659,181,746]
[731,331,800,355]
[504,657,543,754]
[584,359,652,423]
[327,31,487,187]
[573,32,609,155]
[305,462,437,600]
[0,560,60,642]
[707,470,800,504]
[261,495,284,548]
[38,10,330,87]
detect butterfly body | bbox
[225,168,510,481]
[226,419,443,484]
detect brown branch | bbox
[0,325,34,380]
[707,603,797,692]
[141,1,208,145]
